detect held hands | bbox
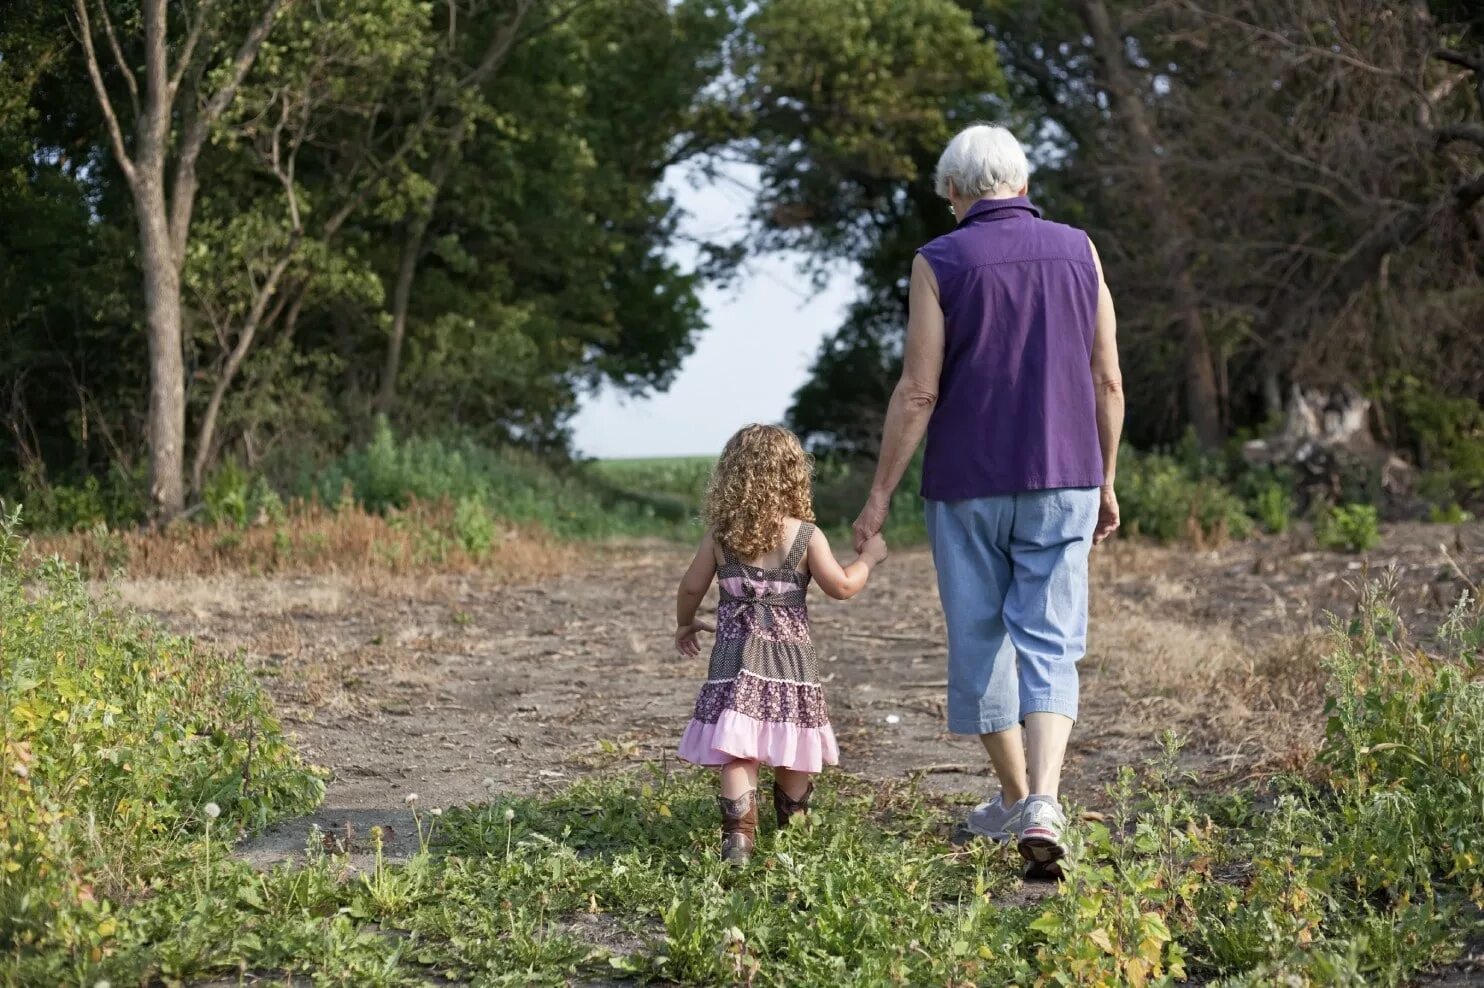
[675,619,715,658]
[860,533,889,566]
[1093,485,1120,545]
[852,491,890,553]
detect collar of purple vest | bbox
[959,195,1042,226]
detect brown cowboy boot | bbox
[718,791,757,866]
[773,780,814,829]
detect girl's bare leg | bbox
[720,758,759,798]
[773,767,814,800]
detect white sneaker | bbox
[964,793,1026,842]
[1017,796,1068,866]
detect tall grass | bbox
[304,419,703,541]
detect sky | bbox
[569,166,858,459]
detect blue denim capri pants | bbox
[925,488,1099,735]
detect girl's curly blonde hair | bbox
[704,424,815,562]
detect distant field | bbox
[587,456,713,530]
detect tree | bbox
[708,0,1006,451]
[72,0,291,517]
[1075,0,1223,448]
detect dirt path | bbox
[112,524,1482,867]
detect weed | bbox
[1119,446,1253,544]
[1316,503,1382,553]
[1250,480,1294,535]
[1427,503,1474,525]
[0,505,323,980]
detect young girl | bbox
[675,424,888,865]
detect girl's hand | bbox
[675,619,715,657]
[861,533,889,566]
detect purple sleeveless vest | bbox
[916,196,1104,501]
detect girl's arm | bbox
[806,527,888,601]
[675,530,719,656]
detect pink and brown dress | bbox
[678,523,839,773]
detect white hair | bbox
[933,124,1030,200]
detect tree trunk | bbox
[1077,0,1223,448]
[376,209,432,415]
[136,0,185,518]
[138,187,188,517]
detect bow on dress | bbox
[734,580,806,631]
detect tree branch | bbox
[1434,49,1482,74]
[96,0,140,118]
[1438,123,1484,151]
[168,0,220,102]
[170,0,292,260]
[1434,48,1484,111]
[460,0,537,90]
[72,0,138,187]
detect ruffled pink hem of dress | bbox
[677,710,839,773]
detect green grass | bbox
[6,513,1482,985]
[297,420,706,542]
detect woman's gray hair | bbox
[933,124,1030,200]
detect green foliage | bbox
[0,506,324,977]
[1118,446,1254,543]
[1427,503,1474,525]
[1395,382,1484,505]
[1316,504,1382,553]
[10,465,146,533]
[307,419,703,540]
[1250,480,1294,535]
[202,462,286,528]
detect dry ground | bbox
[107,523,1483,870]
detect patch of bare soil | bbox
[110,523,1482,880]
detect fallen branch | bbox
[839,631,943,645]
[905,763,983,775]
[1438,543,1479,594]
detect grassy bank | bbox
[0,508,325,982]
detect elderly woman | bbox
[852,125,1123,876]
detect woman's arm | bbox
[675,530,718,656]
[1088,237,1124,543]
[807,527,888,601]
[853,253,945,550]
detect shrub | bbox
[1427,503,1474,525]
[1315,503,1381,553]
[11,465,146,532]
[1395,382,1484,504]
[1249,480,1294,535]
[0,505,324,976]
[1118,447,1253,543]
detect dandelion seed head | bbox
[503,807,516,822]
[405,793,419,805]
[203,802,221,820]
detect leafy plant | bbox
[1118,446,1253,544]
[1427,503,1474,525]
[1316,503,1381,553]
[0,505,324,978]
[1250,481,1294,535]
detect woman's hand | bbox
[1093,486,1120,545]
[852,491,890,552]
[675,619,715,657]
